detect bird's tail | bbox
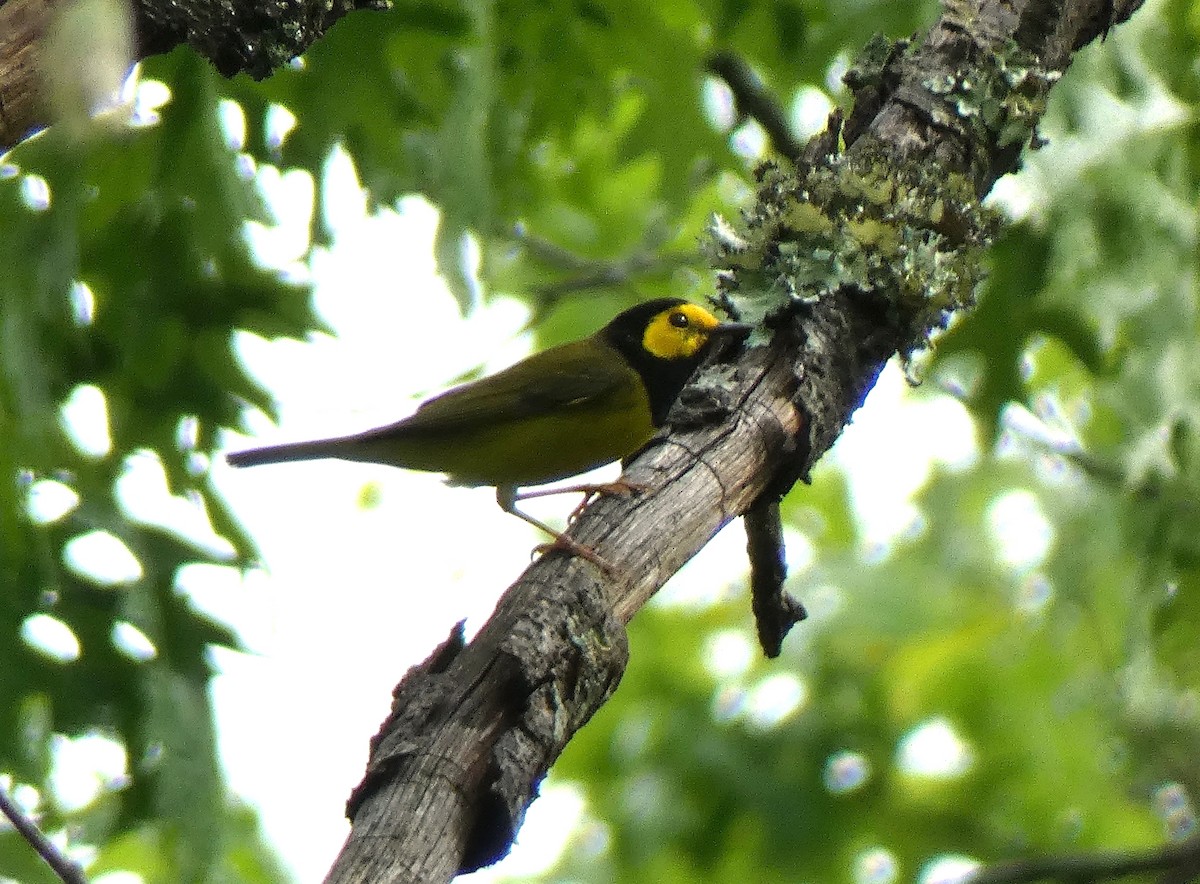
[226,437,355,468]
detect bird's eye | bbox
[669,311,689,329]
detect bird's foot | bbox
[566,479,650,524]
[532,534,615,575]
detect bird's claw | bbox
[532,535,615,575]
[567,479,651,523]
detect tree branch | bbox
[0,0,388,153]
[324,0,1146,881]
[967,835,1200,883]
[707,50,806,164]
[0,781,88,884]
[745,497,806,658]
[515,230,702,316]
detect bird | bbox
[226,298,752,567]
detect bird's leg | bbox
[514,479,650,503]
[513,479,651,524]
[495,486,613,573]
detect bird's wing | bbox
[373,338,634,436]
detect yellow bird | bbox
[227,299,750,565]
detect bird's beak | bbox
[712,321,754,340]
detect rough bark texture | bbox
[324,0,1144,881]
[0,0,53,153]
[0,0,386,152]
[132,0,386,79]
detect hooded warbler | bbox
[227,298,751,565]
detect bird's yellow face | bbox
[641,302,725,361]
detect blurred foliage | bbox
[529,3,1200,883]
[1,0,1196,881]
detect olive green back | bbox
[340,337,655,486]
